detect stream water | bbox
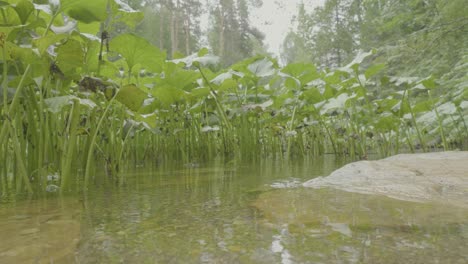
[0,157,467,263]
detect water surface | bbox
[1,156,467,263]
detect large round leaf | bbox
[110,33,165,73]
[281,62,319,85]
[248,58,276,77]
[56,38,84,76]
[62,0,107,24]
[151,84,186,107]
[111,0,144,29]
[13,0,34,25]
[115,84,147,112]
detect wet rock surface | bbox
[303,151,468,208]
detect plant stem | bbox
[428,90,448,150]
[44,13,59,36]
[286,105,297,157]
[84,95,117,187]
[196,65,232,130]
[402,89,426,152]
[61,99,81,192]
[8,123,33,194]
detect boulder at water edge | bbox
[303,151,468,208]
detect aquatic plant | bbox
[0,0,466,194]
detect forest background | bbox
[126,0,467,78]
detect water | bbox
[0,157,467,263]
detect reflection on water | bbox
[1,156,467,263]
[254,188,468,264]
[77,157,344,263]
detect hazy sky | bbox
[200,1,324,57]
[251,1,325,57]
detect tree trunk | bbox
[218,6,225,58]
[173,0,180,56]
[159,3,164,49]
[170,4,177,57]
[355,0,363,48]
[334,1,342,67]
[185,15,191,55]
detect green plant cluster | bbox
[1,0,467,194]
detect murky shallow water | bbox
[1,157,467,263]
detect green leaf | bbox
[77,22,101,35]
[56,39,84,76]
[413,99,434,113]
[110,33,165,73]
[211,72,233,85]
[198,48,209,57]
[13,0,34,25]
[97,60,121,80]
[218,79,237,92]
[281,62,316,78]
[301,87,323,104]
[248,58,276,77]
[164,68,199,91]
[322,84,337,99]
[80,37,102,73]
[111,0,144,29]
[284,77,299,89]
[151,84,186,106]
[190,87,210,99]
[272,91,294,108]
[364,63,385,79]
[319,93,353,114]
[133,113,158,130]
[62,0,107,24]
[421,76,437,90]
[7,43,39,64]
[391,101,410,116]
[115,84,147,112]
[33,34,67,55]
[323,71,344,85]
[375,98,399,113]
[281,62,319,85]
[375,113,399,131]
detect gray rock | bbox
[303,151,468,208]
